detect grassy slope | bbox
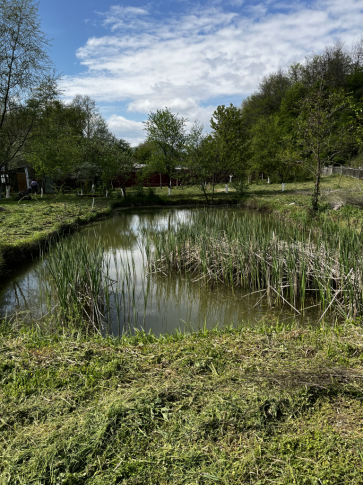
[1,322,363,484]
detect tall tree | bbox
[97,136,134,194]
[183,121,214,203]
[0,0,58,197]
[296,84,357,210]
[70,95,107,140]
[25,100,84,180]
[210,104,248,191]
[69,94,121,188]
[143,108,187,194]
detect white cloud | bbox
[61,0,363,145]
[100,5,150,31]
[107,115,145,145]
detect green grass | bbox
[0,195,111,269]
[1,320,363,483]
[241,175,363,229]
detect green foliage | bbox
[210,104,248,190]
[25,94,135,190]
[0,0,58,173]
[296,84,358,210]
[183,122,218,203]
[133,140,157,163]
[143,108,187,187]
[25,100,84,179]
[240,38,363,208]
[250,114,286,181]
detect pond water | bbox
[0,207,326,336]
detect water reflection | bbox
[0,208,322,335]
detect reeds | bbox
[38,235,146,333]
[144,210,363,319]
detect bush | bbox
[232,177,249,197]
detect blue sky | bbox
[38,0,363,145]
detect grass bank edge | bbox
[0,204,111,274]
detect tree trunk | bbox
[312,160,321,211]
[211,174,215,203]
[201,184,209,204]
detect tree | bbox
[68,95,133,191]
[70,95,108,140]
[0,0,58,197]
[183,121,213,203]
[25,94,134,194]
[97,136,134,195]
[25,100,85,180]
[250,114,282,182]
[249,113,303,184]
[210,104,248,191]
[143,108,187,194]
[241,70,291,127]
[296,84,357,210]
[133,140,156,164]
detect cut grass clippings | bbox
[1,320,363,483]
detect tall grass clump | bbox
[38,235,143,333]
[39,236,111,331]
[144,210,363,319]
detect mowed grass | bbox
[1,321,363,483]
[0,195,111,268]
[241,175,363,229]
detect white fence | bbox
[322,166,363,180]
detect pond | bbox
[0,207,327,336]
